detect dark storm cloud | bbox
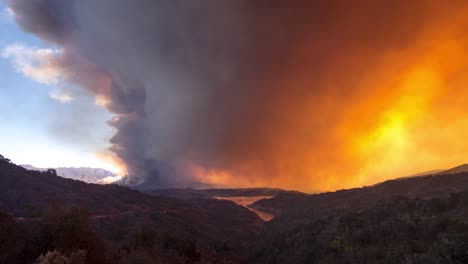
[7,0,467,188]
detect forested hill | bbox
[246,170,468,263]
[0,155,262,243]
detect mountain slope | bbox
[247,170,468,263]
[247,190,468,264]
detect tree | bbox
[0,154,10,163]
[46,169,57,176]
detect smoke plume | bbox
[7,0,468,191]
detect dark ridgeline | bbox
[250,171,468,217]
[144,187,300,199]
[2,154,468,263]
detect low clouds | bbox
[1,44,62,85]
[1,43,113,104]
[1,44,74,102]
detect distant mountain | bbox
[21,165,121,184]
[438,163,468,175]
[196,188,299,197]
[146,187,295,198]
[131,178,216,191]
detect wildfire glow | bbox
[189,9,468,192]
[95,151,128,176]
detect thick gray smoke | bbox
[10,0,257,186]
[8,0,464,188]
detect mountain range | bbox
[20,162,468,188]
[20,165,121,184]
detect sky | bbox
[0,2,117,171]
[2,1,468,192]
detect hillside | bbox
[246,171,468,263]
[3,153,468,263]
[247,190,468,263]
[0,156,262,244]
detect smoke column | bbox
[8,0,468,191]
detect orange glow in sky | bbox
[190,6,468,192]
